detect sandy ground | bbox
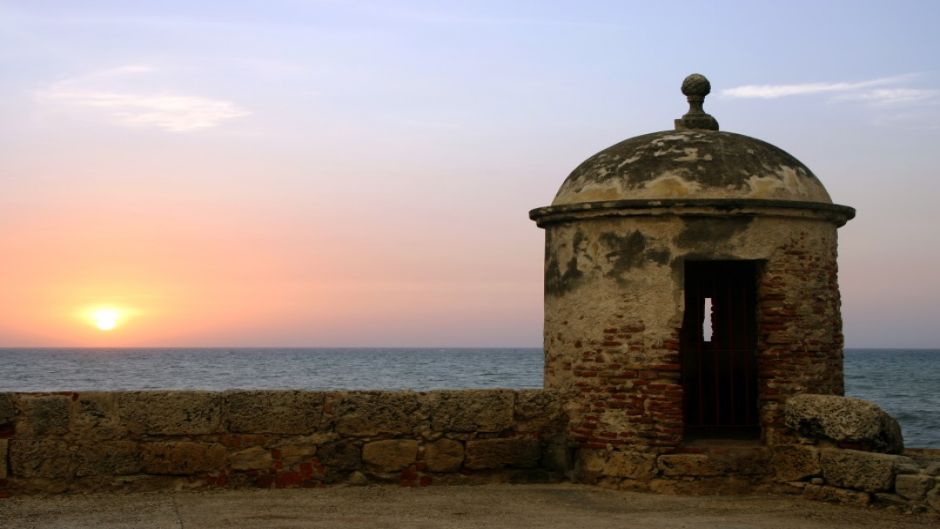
[1,484,936,529]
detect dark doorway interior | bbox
[681,261,759,440]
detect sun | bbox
[88,307,123,331]
[77,304,138,334]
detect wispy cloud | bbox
[836,88,940,106]
[721,74,937,106]
[44,90,249,132]
[38,65,249,132]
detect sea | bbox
[0,348,937,448]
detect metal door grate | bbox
[681,261,759,438]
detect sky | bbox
[1,1,939,347]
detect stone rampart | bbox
[564,395,939,515]
[1,389,937,517]
[572,444,939,515]
[0,389,568,496]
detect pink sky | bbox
[2,2,939,347]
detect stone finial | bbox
[675,73,719,131]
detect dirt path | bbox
[1,483,935,529]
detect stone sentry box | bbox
[529,74,856,475]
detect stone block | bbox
[425,438,464,472]
[657,449,770,478]
[465,438,540,470]
[347,471,369,486]
[802,483,871,506]
[649,476,754,495]
[70,393,125,439]
[0,439,7,479]
[142,441,226,475]
[16,395,70,437]
[0,393,14,425]
[275,439,320,466]
[230,446,273,470]
[927,484,940,513]
[333,392,420,437]
[873,492,909,509]
[540,439,572,472]
[657,454,724,477]
[9,439,75,479]
[317,441,361,473]
[725,448,771,476]
[820,449,908,492]
[895,462,921,475]
[362,440,418,472]
[427,390,514,433]
[772,445,821,481]
[580,449,654,480]
[895,473,934,501]
[785,394,903,454]
[224,390,324,434]
[514,390,564,434]
[118,392,222,435]
[779,481,808,494]
[74,441,141,477]
[925,462,940,476]
[607,451,656,480]
[576,448,608,481]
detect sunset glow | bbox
[1,2,939,347]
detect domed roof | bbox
[552,74,832,206]
[552,129,832,205]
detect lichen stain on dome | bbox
[642,173,704,198]
[674,147,712,162]
[552,130,833,206]
[743,165,826,201]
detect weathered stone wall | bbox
[757,226,845,445]
[0,389,567,496]
[0,390,936,515]
[541,210,845,455]
[576,442,940,515]
[568,393,940,516]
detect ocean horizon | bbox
[1,347,937,448]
